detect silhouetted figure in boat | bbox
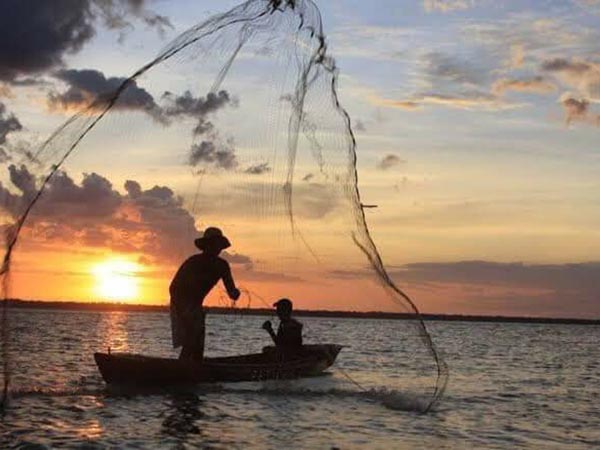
[262,298,303,353]
[170,227,240,361]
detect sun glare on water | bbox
[92,258,140,301]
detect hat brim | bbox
[194,235,231,250]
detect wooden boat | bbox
[94,344,342,385]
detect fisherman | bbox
[262,298,303,352]
[170,227,240,360]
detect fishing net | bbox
[0,0,447,412]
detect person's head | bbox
[194,227,231,256]
[273,298,293,320]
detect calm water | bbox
[0,308,599,449]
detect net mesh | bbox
[0,0,447,412]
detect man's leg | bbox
[191,309,206,361]
[178,312,195,360]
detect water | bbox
[1,308,599,449]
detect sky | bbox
[0,0,599,318]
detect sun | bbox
[92,258,140,301]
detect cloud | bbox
[47,74,238,167]
[377,154,404,170]
[0,0,171,82]
[1,164,122,219]
[162,90,234,136]
[0,166,199,262]
[376,92,520,111]
[332,260,600,317]
[396,261,600,303]
[0,166,312,282]
[189,141,237,170]
[161,90,238,170]
[422,51,485,88]
[379,99,421,110]
[222,250,254,269]
[559,93,599,126]
[491,76,557,96]
[541,58,600,100]
[244,163,271,175]
[0,102,22,145]
[48,68,164,121]
[374,51,524,112]
[506,44,525,69]
[93,0,172,37]
[120,179,198,260]
[423,0,475,13]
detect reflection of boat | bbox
[94,344,342,385]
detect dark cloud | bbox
[163,90,234,136]
[0,166,198,262]
[542,57,600,100]
[395,260,600,287]
[121,180,198,260]
[8,165,37,203]
[49,69,164,121]
[93,0,172,37]
[161,90,238,170]
[0,102,22,145]
[189,141,237,170]
[2,165,122,219]
[222,250,254,269]
[48,72,236,142]
[560,94,599,126]
[0,0,171,82]
[331,260,600,317]
[244,163,271,175]
[396,261,600,315]
[45,71,237,172]
[423,51,485,88]
[377,154,404,170]
[542,58,591,74]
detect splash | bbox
[0,0,447,412]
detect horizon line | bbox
[4,298,599,325]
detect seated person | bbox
[262,298,303,351]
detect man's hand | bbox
[230,288,241,301]
[262,320,272,331]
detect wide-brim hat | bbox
[194,227,231,251]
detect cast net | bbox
[0,0,447,412]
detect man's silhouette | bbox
[170,227,240,360]
[262,298,303,351]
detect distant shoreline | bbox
[3,299,599,325]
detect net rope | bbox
[0,0,448,413]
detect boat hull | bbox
[94,344,342,385]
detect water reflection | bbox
[98,311,130,353]
[161,393,205,441]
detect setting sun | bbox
[92,259,141,301]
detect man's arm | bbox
[262,321,278,344]
[221,261,240,300]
